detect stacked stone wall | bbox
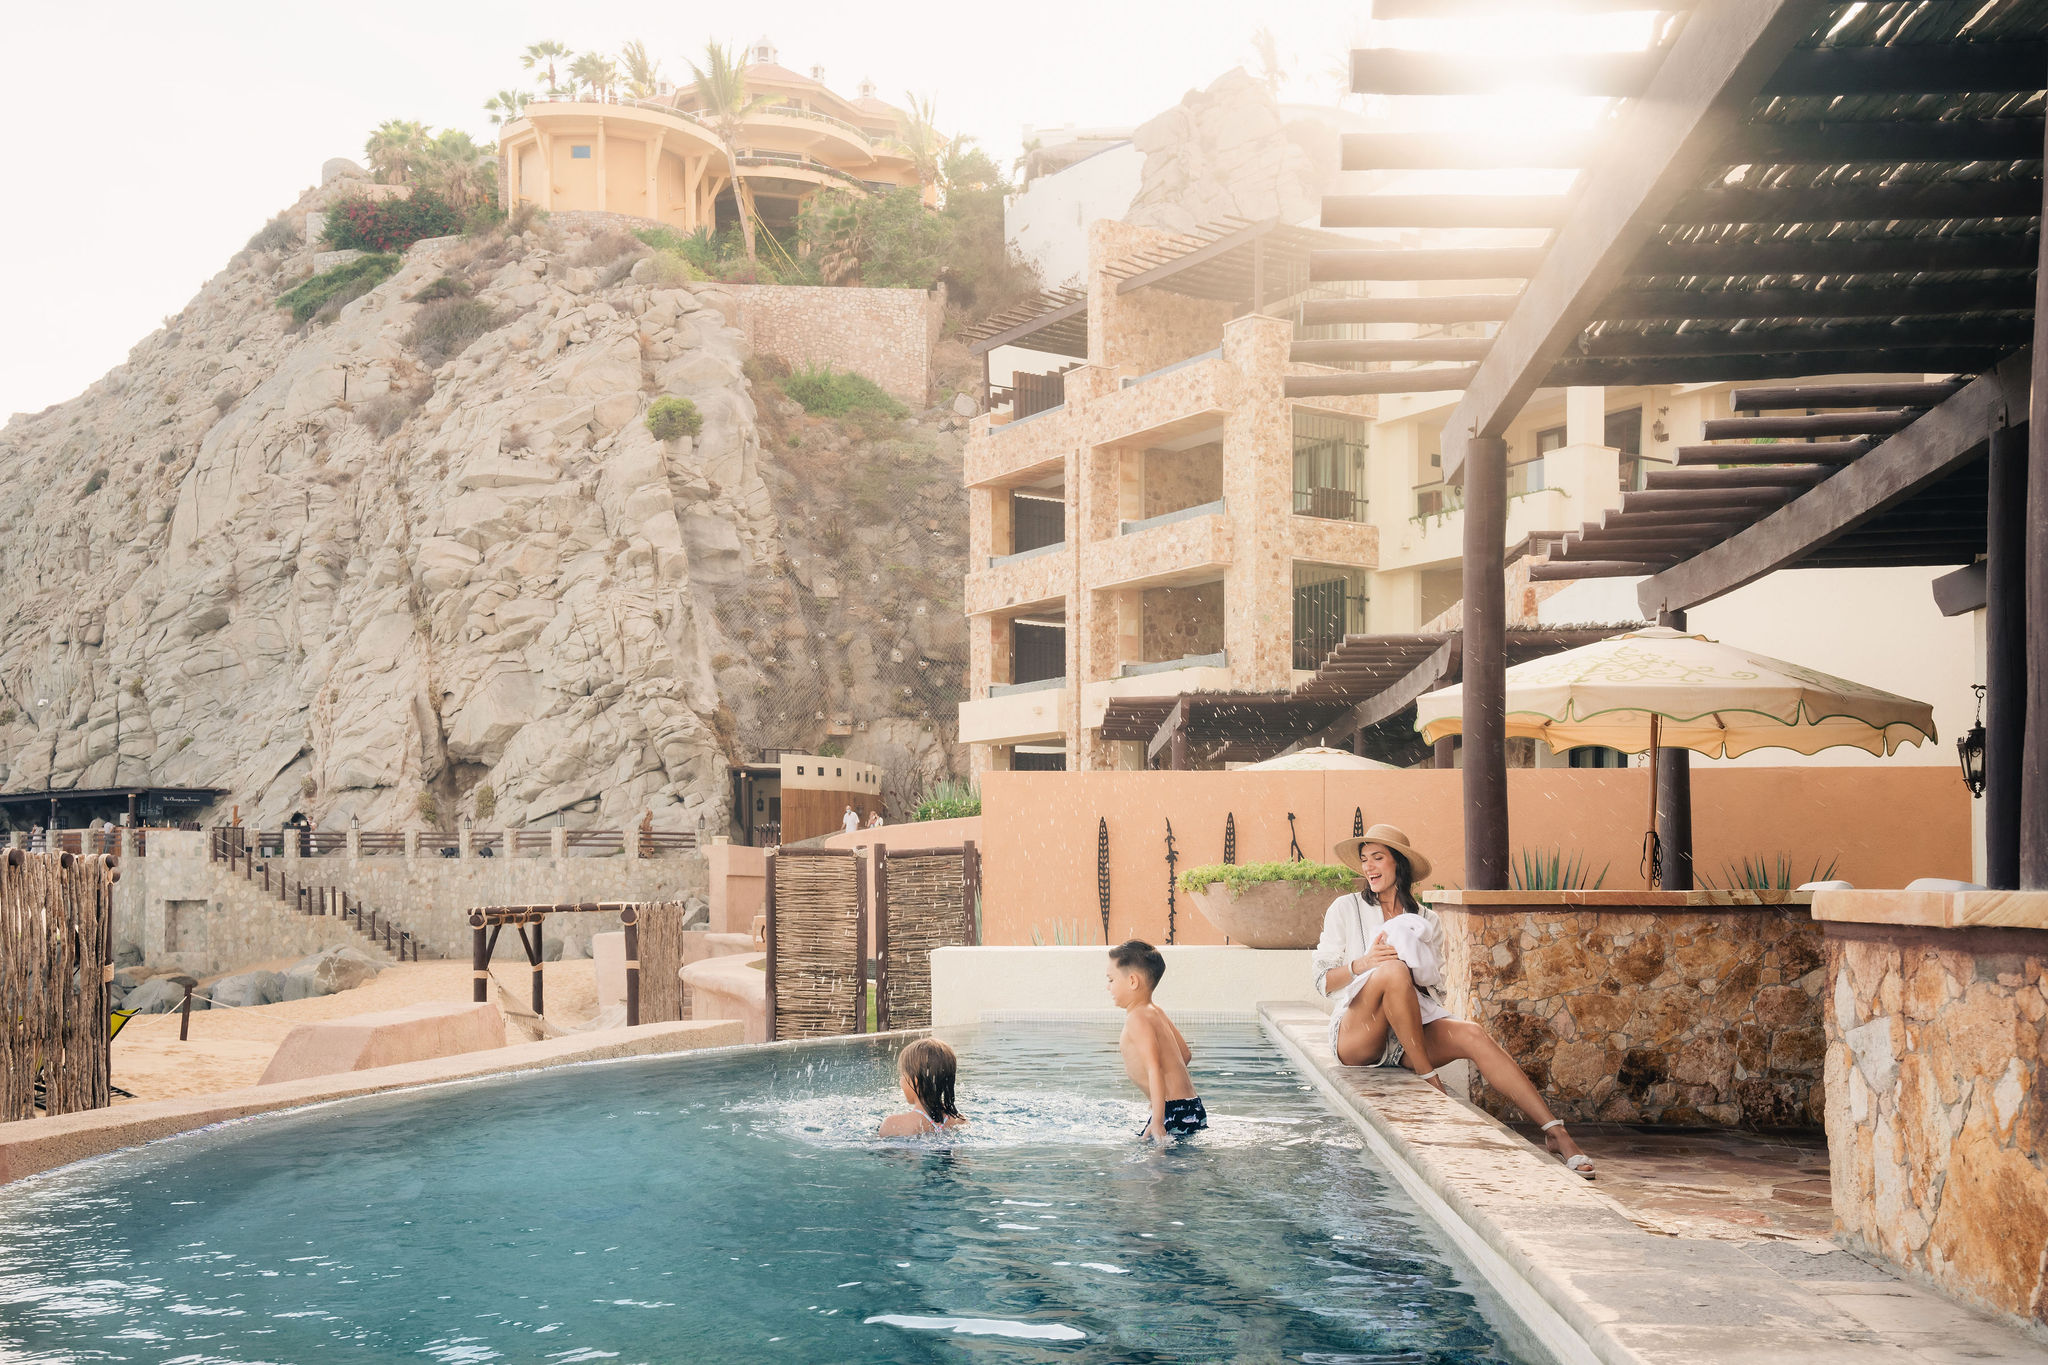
[1142,444,1224,517]
[1824,924,2048,1328]
[724,284,936,405]
[1435,902,1828,1126]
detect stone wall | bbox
[1431,893,1827,1127]
[723,284,937,406]
[1141,583,1225,662]
[1142,444,1223,517]
[1824,918,2048,1328]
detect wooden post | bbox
[178,982,194,1042]
[853,852,868,1035]
[470,911,488,1004]
[1987,421,2027,889]
[621,905,640,1027]
[1655,607,1695,890]
[2025,133,2048,890]
[963,839,980,945]
[524,919,546,1019]
[764,851,778,1041]
[873,845,890,1032]
[1461,435,1510,888]
[1433,736,1456,769]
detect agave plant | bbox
[1510,846,1610,891]
[1705,853,1840,891]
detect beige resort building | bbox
[957,219,1377,773]
[498,40,923,233]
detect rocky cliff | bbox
[1124,68,1341,235]
[0,182,967,829]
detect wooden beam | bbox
[1638,352,2025,616]
[1436,0,1819,479]
[1555,538,1683,562]
[1600,509,1751,531]
[1320,194,1568,230]
[1285,368,1477,397]
[1301,295,1518,325]
[1645,465,1832,490]
[1729,380,1969,411]
[1547,350,2007,387]
[1310,247,1546,282]
[1146,698,1189,769]
[1701,411,1917,441]
[1766,40,2048,97]
[2026,145,2048,890]
[1343,131,1599,171]
[1350,48,1659,96]
[1530,559,1667,580]
[1307,638,1463,742]
[1291,338,1492,364]
[1375,0,1694,14]
[1733,118,2047,166]
[1671,180,2043,225]
[966,295,1087,357]
[1575,322,2032,360]
[1630,233,2041,278]
[1114,217,1277,296]
[1598,280,2035,322]
[1461,438,1510,889]
[1620,486,1801,513]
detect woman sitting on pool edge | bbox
[878,1038,970,1137]
[1312,824,1595,1180]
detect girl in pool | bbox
[878,1038,970,1137]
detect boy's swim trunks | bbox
[1141,1096,1208,1138]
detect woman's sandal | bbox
[1541,1119,1595,1179]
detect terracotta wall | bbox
[978,767,1971,947]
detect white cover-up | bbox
[1310,892,1454,1064]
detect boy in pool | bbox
[1106,940,1206,1141]
[878,1038,969,1137]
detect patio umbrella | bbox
[1238,746,1396,772]
[1412,626,1936,882]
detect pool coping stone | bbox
[1259,1001,2048,1365]
[0,1019,743,1186]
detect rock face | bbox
[282,944,384,1001]
[0,184,968,830]
[1124,68,1338,234]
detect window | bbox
[1605,408,1643,455]
[1568,746,1628,768]
[1292,563,1369,670]
[796,765,805,775]
[1013,619,1066,684]
[571,145,592,159]
[1292,410,1369,522]
[1536,424,1567,454]
[835,767,842,777]
[1011,492,1064,553]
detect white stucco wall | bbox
[1005,142,1143,290]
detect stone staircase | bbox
[208,832,434,961]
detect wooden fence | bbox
[874,842,980,1031]
[0,850,119,1120]
[765,848,866,1041]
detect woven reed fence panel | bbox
[637,903,691,1024]
[773,856,861,1039]
[0,852,116,1120]
[880,853,969,1030]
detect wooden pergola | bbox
[1308,0,2047,889]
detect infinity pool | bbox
[0,1021,1533,1363]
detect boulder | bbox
[210,969,286,1008]
[115,940,143,968]
[322,157,367,185]
[282,945,385,1001]
[124,976,203,1015]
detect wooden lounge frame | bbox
[469,903,645,1026]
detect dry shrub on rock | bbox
[409,297,503,367]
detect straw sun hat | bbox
[1331,823,1432,882]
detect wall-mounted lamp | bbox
[1958,684,1987,799]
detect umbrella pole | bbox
[1644,714,1663,888]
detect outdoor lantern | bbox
[349,812,360,832]
[697,812,707,835]
[1958,684,1987,799]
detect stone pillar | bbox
[552,826,568,860]
[283,827,300,863]
[458,825,473,860]
[404,828,419,859]
[119,827,136,860]
[624,822,641,861]
[346,824,362,860]
[1218,314,1296,693]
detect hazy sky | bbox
[3,0,1399,419]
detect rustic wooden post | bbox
[963,839,980,945]
[1655,608,1695,890]
[1461,435,1510,889]
[853,851,868,1035]
[524,916,546,1018]
[621,905,640,1026]
[470,911,488,1003]
[2025,140,2048,889]
[178,981,194,1042]
[873,845,891,1032]
[764,851,779,1041]
[1987,421,2027,889]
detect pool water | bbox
[0,1021,1532,1363]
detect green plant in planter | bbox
[1178,860,1357,897]
[1704,853,1838,891]
[1511,846,1609,891]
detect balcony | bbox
[1294,487,1367,522]
[1121,498,1224,537]
[1413,459,1547,521]
[960,684,1068,745]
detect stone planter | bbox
[1186,880,1335,949]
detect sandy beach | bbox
[111,958,607,1103]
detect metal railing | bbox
[1414,460,1548,520]
[751,821,782,849]
[752,102,874,147]
[1293,487,1367,522]
[735,152,868,189]
[206,827,427,961]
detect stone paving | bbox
[1262,1002,2048,1365]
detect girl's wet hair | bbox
[898,1038,961,1123]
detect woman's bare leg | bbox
[1421,1019,1592,1169]
[1335,964,1441,1090]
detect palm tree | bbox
[1013,136,1043,186]
[570,52,619,102]
[364,119,431,184]
[895,93,946,202]
[423,130,492,208]
[690,41,774,262]
[1250,26,1287,101]
[621,39,663,99]
[522,41,572,98]
[484,88,530,125]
